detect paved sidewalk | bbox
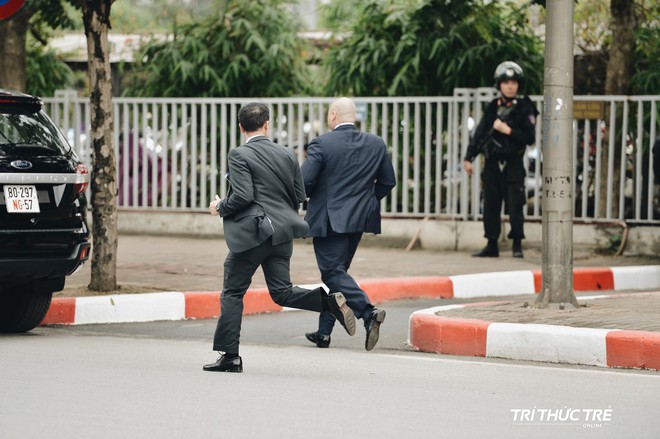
[60,234,659,294]
[48,234,660,371]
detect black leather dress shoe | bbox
[203,354,243,373]
[364,308,386,351]
[305,332,331,348]
[327,293,356,336]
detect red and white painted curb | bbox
[43,265,660,327]
[43,265,660,370]
[408,293,660,371]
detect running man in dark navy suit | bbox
[302,97,396,351]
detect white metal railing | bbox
[43,91,660,224]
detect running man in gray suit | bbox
[302,97,396,351]
[204,102,356,373]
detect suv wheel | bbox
[0,284,53,333]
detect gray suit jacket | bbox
[302,124,396,237]
[218,136,309,253]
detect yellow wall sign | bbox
[573,101,606,120]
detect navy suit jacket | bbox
[302,124,396,237]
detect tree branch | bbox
[27,23,48,46]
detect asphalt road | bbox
[2,297,660,439]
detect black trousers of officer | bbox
[481,157,526,241]
[213,237,324,353]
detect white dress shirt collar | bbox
[246,134,267,143]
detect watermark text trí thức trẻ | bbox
[511,406,612,428]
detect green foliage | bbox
[109,0,191,33]
[6,0,78,96]
[559,0,658,95]
[122,0,312,97]
[324,0,544,97]
[317,0,358,32]
[30,0,77,30]
[61,0,226,33]
[573,0,609,53]
[25,41,73,97]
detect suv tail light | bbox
[75,164,89,194]
[79,244,91,260]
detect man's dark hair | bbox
[238,102,269,132]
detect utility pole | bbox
[535,0,579,309]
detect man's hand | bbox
[493,118,512,135]
[463,160,473,176]
[209,195,221,216]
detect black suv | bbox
[0,89,90,332]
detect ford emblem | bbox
[10,160,33,170]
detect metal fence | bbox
[43,90,660,224]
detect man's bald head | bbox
[327,97,357,130]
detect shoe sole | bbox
[334,293,356,336]
[203,366,243,373]
[203,359,244,373]
[365,309,386,351]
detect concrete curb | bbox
[43,265,660,327]
[408,293,660,371]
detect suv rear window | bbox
[0,110,72,156]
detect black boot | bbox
[512,239,524,258]
[472,239,499,257]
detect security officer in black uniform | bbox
[463,61,539,258]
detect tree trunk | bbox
[599,0,635,219]
[605,0,634,95]
[81,0,118,292]
[0,7,32,91]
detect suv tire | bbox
[0,284,53,333]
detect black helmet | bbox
[493,61,524,91]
